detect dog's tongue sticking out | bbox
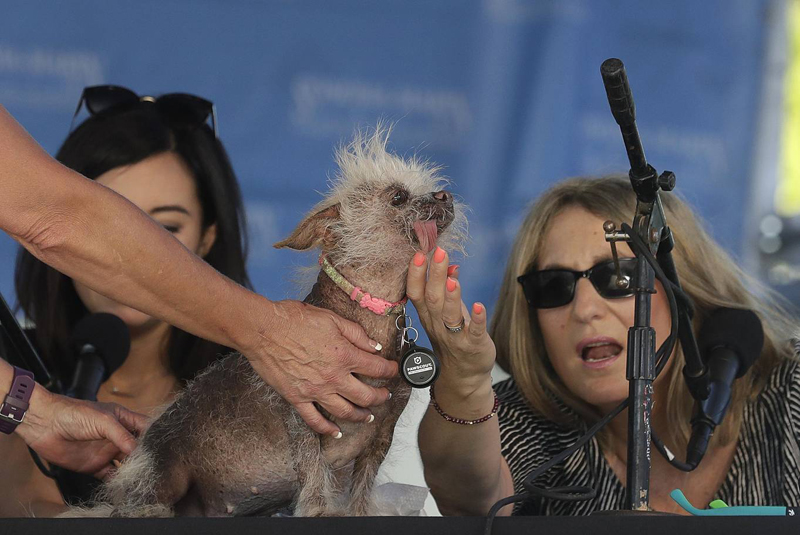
[413,220,439,254]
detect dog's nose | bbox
[433,190,451,203]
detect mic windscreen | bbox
[69,313,130,378]
[697,307,764,378]
[601,58,636,126]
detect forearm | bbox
[4,360,69,449]
[418,377,513,515]
[19,187,267,353]
[0,359,53,442]
[2,359,56,445]
[0,105,269,354]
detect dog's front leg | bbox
[347,407,406,517]
[293,435,349,517]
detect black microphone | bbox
[65,313,130,400]
[686,308,764,466]
[600,58,661,202]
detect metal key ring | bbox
[404,327,419,343]
[396,314,412,331]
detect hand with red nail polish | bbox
[410,249,504,519]
[406,249,496,392]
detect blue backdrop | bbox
[0,0,773,324]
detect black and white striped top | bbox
[495,360,800,515]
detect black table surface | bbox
[1,515,797,535]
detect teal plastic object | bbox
[670,489,795,516]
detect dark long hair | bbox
[15,103,252,385]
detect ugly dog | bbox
[71,127,466,517]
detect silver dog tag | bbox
[396,314,440,388]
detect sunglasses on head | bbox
[70,85,218,138]
[517,258,637,309]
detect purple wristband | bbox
[0,366,35,434]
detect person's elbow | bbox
[12,204,78,261]
[426,471,509,516]
[430,484,508,516]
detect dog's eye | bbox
[391,190,409,206]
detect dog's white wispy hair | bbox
[305,123,467,274]
[329,122,450,200]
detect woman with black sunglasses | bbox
[0,92,394,515]
[409,176,800,516]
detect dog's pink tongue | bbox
[414,220,439,254]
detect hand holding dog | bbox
[244,298,397,437]
[16,386,149,478]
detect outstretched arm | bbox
[0,105,396,436]
[408,249,514,515]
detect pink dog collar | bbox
[319,256,407,316]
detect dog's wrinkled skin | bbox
[66,126,466,517]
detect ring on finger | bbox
[443,317,465,333]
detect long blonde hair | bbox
[491,176,800,449]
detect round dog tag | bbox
[400,343,440,388]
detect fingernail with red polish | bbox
[446,277,456,292]
[473,303,483,314]
[447,264,459,276]
[413,251,425,266]
[434,247,446,263]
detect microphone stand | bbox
[0,290,61,392]
[482,60,713,529]
[600,58,707,510]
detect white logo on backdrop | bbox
[0,44,103,109]
[290,74,473,149]
[484,0,588,24]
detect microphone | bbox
[65,313,130,400]
[600,58,665,203]
[686,308,764,466]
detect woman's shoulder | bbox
[744,355,800,447]
[728,354,800,504]
[494,378,585,446]
[757,353,800,399]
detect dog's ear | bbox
[274,203,341,251]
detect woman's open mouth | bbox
[578,339,623,370]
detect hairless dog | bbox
[66,125,466,517]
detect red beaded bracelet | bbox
[429,385,499,425]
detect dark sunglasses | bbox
[517,258,637,309]
[70,85,217,138]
